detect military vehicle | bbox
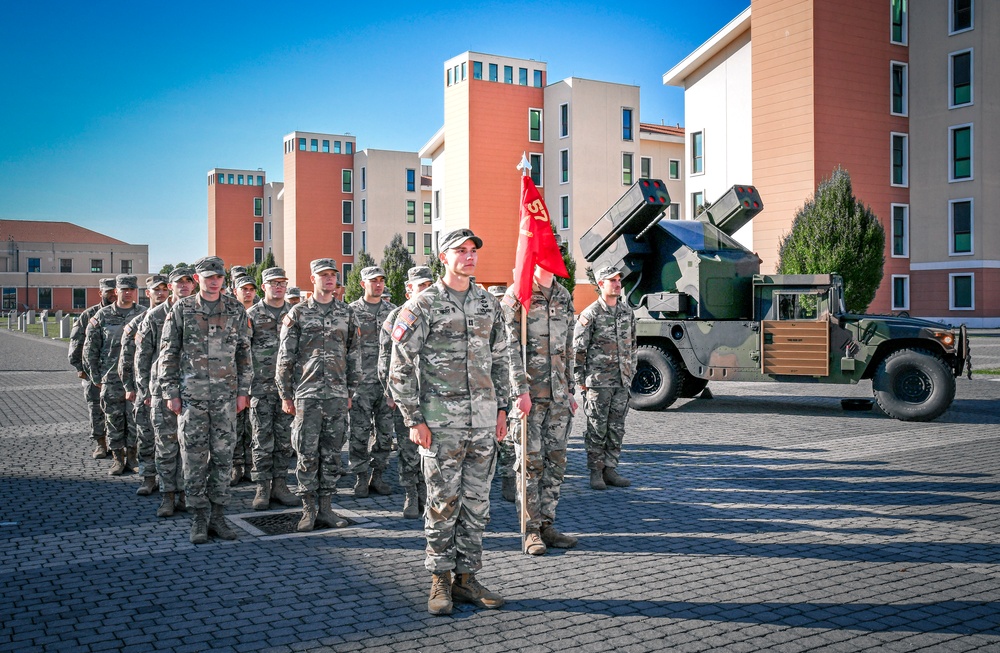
[580,180,970,422]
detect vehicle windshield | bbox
[659,220,745,251]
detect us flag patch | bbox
[501,294,518,309]
[282,315,295,328]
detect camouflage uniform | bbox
[83,282,146,457]
[573,295,636,473]
[246,298,294,484]
[276,293,361,497]
[486,286,516,493]
[68,279,114,448]
[348,292,396,485]
[135,301,178,494]
[502,281,575,535]
[231,274,258,483]
[159,287,252,512]
[388,279,510,574]
[379,304,421,490]
[120,311,153,479]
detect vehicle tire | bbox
[872,348,955,422]
[679,372,709,399]
[630,346,683,410]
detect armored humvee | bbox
[580,180,970,422]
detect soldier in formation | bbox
[231,274,258,484]
[348,266,396,498]
[573,265,637,490]
[276,258,359,532]
[84,274,146,475]
[120,274,169,495]
[502,266,578,555]
[246,267,298,510]
[68,277,116,459]
[286,287,301,305]
[389,228,510,616]
[160,256,251,544]
[486,285,517,503]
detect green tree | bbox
[429,257,445,281]
[556,245,576,297]
[159,262,188,275]
[345,250,377,303]
[381,234,415,306]
[777,167,885,313]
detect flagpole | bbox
[517,153,529,549]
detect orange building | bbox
[207,168,266,271]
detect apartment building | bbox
[1,219,148,313]
[207,168,267,270]
[664,0,996,325]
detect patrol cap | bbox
[233,275,256,289]
[168,266,195,283]
[595,265,623,282]
[286,287,301,298]
[438,228,483,252]
[406,266,434,284]
[229,265,248,278]
[487,285,507,297]
[361,266,386,281]
[145,274,169,290]
[116,274,139,290]
[262,267,287,283]
[194,256,225,278]
[99,278,116,292]
[310,258,338,274]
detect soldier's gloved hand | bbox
[513,393,531,418]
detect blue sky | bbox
[1,1,748,271]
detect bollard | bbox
[27,310,36,325]
[19,314,26,332]
[5,311,11,330]
[55,310,63,321]
[60,315,73,339]
[41,318,49,338]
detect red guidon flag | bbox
[510,174,569,309]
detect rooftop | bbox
[0,219,129,245]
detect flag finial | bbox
[516,152,531,176]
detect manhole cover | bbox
[241,511,355,536]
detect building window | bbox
[342,232,353,257]
[622,108,633,141]
[424,233,432,256]
[37,288,52,310]
[891,62,907,115]
[342,169,352,192]
[407,232,416,255]
[891,0,907,44]
[891,204,909,257]
[950,124,972,181]
[254,197,263,217]
[246,175,254,186]
[560,149,569,183]
[622,153,634,185]
[323,140,330,153]
[446,68,452,86]
[334,141,342,154]
[529,109,542,142]
[692,192,704,217]
[257,175,263,185]
[361,198,366,223]
[423,202,432,224]
[254,248,263,264]
[640,157,651,180]
[217,173,224,184]
[345,142,353,155]
[891,275,909,311]
[60,258,72,273]
[504,65,513,84]
[891,133,908,186]
[669,203,680,220]
[529,154,542,187]
[238,174,244,185]
[691,131,704,174]
[2,287,15,310]
[406,168,416,192]
[120,260,132,274]
[669,159,680,180]
[489,63,498,82]
[268,222,272,240]
[950,274,974,310]
[73,288,86,309]
[228,174,234,184]
[361,231,367,253]
[342,200,353,225]
[298,137,306,151]
[950,199,973,255]
[533,70,543,87]
[342,263,352,280]
[268,196,272,216]
[406,200,416,223]
[461,61,467,80]
[951,0,973,33]
[361,167,366,190]
[310,139,318,152]
[560,195,569,230]
[89,259,102,274]
[559,103,568,138]
[519,67,528,85]
[950,50,972,107]
[473,61,482,79]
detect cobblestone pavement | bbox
[1,328,998,652]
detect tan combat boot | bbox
[156,492,175,518]
[136,475,158,496]
[603,467,631,487]
[208,503,238,540]
[501,477,516,502]
[315,494,348,528]
[428,571,453,616]
[229,463,243,487]
[402,485,420,519]
[270,477,299,506]
[297,493,317,532]
[252,480,271,511]
[92,437,108,460]
[108,449,127,476]
[190,508,209,544]
[541,524,578,549]
[589,468,606,490]
[452,572,504,609]
[125,446,139,473]
[523,530,547,556]
[353,473,369,498]
[369,469,392,495]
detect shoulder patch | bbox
[89,316,100,328]
[501,294,518,309]
[391,323,410,343]
[578,315,590,327]
[398,307,419,328]
[282,315,296,328]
